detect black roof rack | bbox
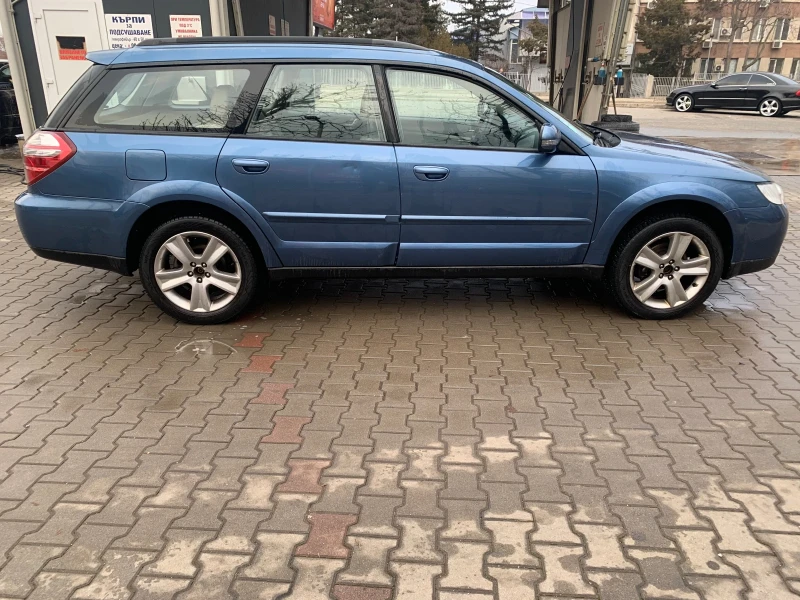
[137,36,429,51]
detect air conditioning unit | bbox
[773,40,783,48]
[715,65,723,72]
[702,40,713,49]
[646,0,655,7]
[720,28,731,37]
[759,0,769,7]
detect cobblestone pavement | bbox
[1,172,800,600]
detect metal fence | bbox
[505,67,550,93]
[651,74,724,97]
[629,73,649,98]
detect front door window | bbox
[386,69,540,150]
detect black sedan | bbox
[666,72,800,117]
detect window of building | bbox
[726,58,738,74]
[745,59,760,72]
[775,18,790,40]
[510,39,520,64]
[247,65,386,143]
[752,18,766,41]
[792,58,800,81]
[768,58,785,74]
[699,58,716,76]
[711,17,722,39]
[734,25,744,41]
[70,67,251,132]
[386,69,540,150]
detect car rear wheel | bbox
[674,93,693,113]
[607,216,723,319]
[140,217,259,324]
[759,97,782,117]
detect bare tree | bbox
[698,0,793,70]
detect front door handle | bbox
[413,166,450,181]
[232,158,270,174]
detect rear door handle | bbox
[413,166,450,181]
[232,158,270,174]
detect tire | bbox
[758,97,782,117]
[600,114,633,123]
[139,217,259,325]
[601,122,640,133]
[606,215,724,320]
[673,93,693,113]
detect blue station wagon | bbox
[15,37,789,323]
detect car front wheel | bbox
[759,97,782,117]
[674,93,693,113]
[607,216,723,319]
[139,217,259,324]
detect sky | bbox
[442,1,543,15]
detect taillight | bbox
[23,131,76,185]
[796,90,800,98]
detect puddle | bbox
[174,339,237,356]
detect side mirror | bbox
[710,83,718,88]
[539,123,561,153]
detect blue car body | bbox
[15,38,788,295]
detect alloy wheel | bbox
[154,231,242,313]
[759,98,780,117]
[674,94,692,112]
[629,231,711,310]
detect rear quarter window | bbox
[67,66,252,133]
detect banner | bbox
[105,14,154,49]
[313,0,335,30]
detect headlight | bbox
[757,182,784,205]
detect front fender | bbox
[127,180,282,268]
[584,182,745,265]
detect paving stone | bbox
[295,512,358,559]
[0,172,799,598]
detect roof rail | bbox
[137,36,429,51]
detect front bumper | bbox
[724,202,789,278]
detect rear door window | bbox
[67,66,252,133]
[247,64,387,143]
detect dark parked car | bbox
[0,61,22,144]
[667,72,800,117]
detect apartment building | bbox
[625,0,800,79]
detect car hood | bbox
[669,84,708,95]
[607,132,769,181]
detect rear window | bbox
[45,64,105,128]
[67,66,251,133]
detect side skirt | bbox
[268,265,605,281]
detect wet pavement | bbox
[1,122,800,599]
[630,107,800,175]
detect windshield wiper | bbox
[574,120,620,147]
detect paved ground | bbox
[2,166,800,599]
[627,105,800,139]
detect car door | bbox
[217,64,401,267]
[701,74,751,108]
[744,74,775,109]
[385,68,597,267]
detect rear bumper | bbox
[15,191,147,274]
[30,248,132,275]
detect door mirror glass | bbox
[539,123,561,153]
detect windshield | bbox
[486,68,594,146]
